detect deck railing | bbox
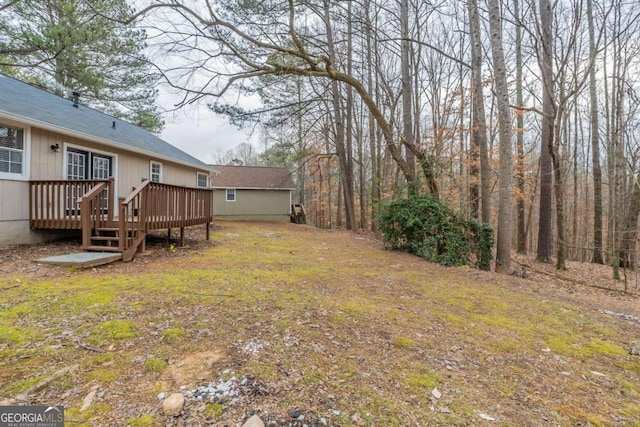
[143,181,213,229]
[30,180,113,229]
[119,181,213,260]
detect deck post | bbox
[107,178,115,222]
[206,222,210,241]
[167,228,171,244]
[179,227,185,247]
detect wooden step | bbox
[85,246,123,253]
[96,227,138,236]
[96,227,119,232]
[91,236,120,242]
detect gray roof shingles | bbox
[209,165,296,190]
[0,73,207,169]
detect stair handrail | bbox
[78,180,111,248]
[119,180,151,254]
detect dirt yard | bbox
[0,221,639,426]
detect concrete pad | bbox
[36,252,122,268]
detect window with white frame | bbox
[197,172,209,188]
[0,123,24,176]
[226,188,236,202]
[150,161,162,182]
[66,148,112,180]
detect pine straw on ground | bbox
[0,221,639,426]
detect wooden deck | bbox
[30,180,213,261]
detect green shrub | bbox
[377,194,493,270]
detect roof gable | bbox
[209,165,296,190]
[0,73,207,170]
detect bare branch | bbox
[380,37,471,69]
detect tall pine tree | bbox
[0,0,163,132]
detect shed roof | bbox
[209,165,296,190]
[0,73,208,170]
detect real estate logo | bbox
[0,406,64,427]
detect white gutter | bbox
[210,186,296,191]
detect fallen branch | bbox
[12,364,79,402]
[512,259,637,296]
[0,284,20,291]
[75,339,103,353]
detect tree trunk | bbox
[467,0,491,224]
[619,180,640,269]
[365,0,381,232]
[514,0,527,253]
[400,0,416,185]
[587,0,604,264]
[536,0,554,264]
[488,0,513,274]
[322,0,356,230]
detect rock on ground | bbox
[162,393,185,416]
[242,414,265,427]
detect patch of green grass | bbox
[547,336,626,358]
[585,339,627,356]
[405,371,440,389]
[204,403,224,418]
[440,312,465,325]
[161,328,185,343]
[86,368,119,383]
[491,335,522,353]
[94,320,137,340]
[617,361,640,375]
[547,335,577,355]
[65,404,111,427]
[144,358,167,372]
[246,363,278,381]
[624,402,640,418]
[53,372,74,390]
[620,379,640,395]
[127,415,155,426]
[0,325,39,344]
[4,374,47,395]
[337,301,369,315]
[392,336,416,349]
[67,290,114,308]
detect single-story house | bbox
[209,165,296,221]
[0,73,213,260]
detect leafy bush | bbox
[377,195,493,270]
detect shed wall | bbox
[212,189,291,221]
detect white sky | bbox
[135,1,260,165]
[157,88,257,164]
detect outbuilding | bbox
[209,165,296,222]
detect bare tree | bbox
[487,0,513,274]
[586,0,604,264]
[514,0,527,253]
[467,0,491,224]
